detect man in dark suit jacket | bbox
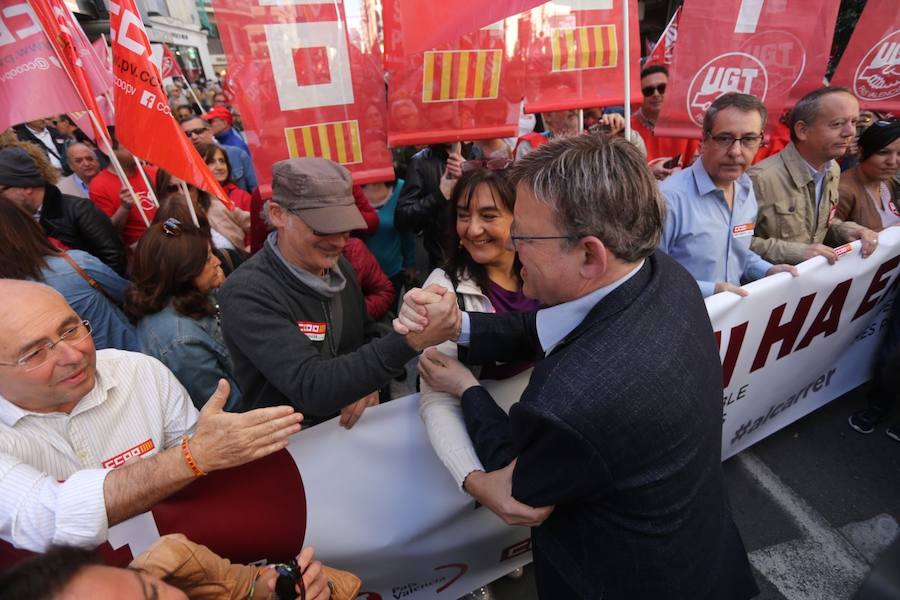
[13,120,70,175]
[398,135,758,600]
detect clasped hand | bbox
[393,285,462,351]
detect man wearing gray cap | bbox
[219,158,419,428]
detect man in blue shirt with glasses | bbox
[659,93,797,297]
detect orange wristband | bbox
[181,435,206,477]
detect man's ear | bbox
[579,236,608,280]
[268,202,287,228]
[793,120,808,143]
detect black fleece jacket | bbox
[219,243,418,425]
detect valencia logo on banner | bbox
[550,25,618,72]
[422,49,502,102]
[284,120,363,166]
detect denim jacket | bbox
[136,302,242,411]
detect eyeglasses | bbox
[184,127,208,137]
[509,234,577,249]
[273,559,306,600]
[706,133,766,150]
[0,320,93,371]
[642,83,666,97]
[461,157,512,173]
[163,217,183,236]
[280,205,341,236]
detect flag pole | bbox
[579,109,584,134]
[623,0,632,142]
[133,155,160,207]
[86,110,151,227]
[179,181,200,227]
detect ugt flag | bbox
[830,0,900,112]
[211,0,394,187]
[655,0,841,139]
[521,0,642,113]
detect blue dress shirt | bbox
[659,160,772,297]
[458,260,644,352]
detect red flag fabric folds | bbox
[109,0,231,206]
[211,0,394,187]
[655,0,841,139]
[161,43,184,80]
[522,0,642,113]
[397,0,546,56]
[382,0,521,146]
[0,0,84,131]
[645,7,680,68]
[830,0,900,112]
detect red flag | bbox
[0,0,85,131]
[522,0,642,113]
[28,0,109,135]
[645,7,680,67]
[109,0,231,207]
[161,43,185,80]
[64,4,113,94]
[398,0,547,55]
[830,0,900,112]
[382,0,521,146]
[211,0,394,187]
[655,0,842,139]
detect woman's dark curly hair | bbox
[443,168,520,293]
[124,220,217,322]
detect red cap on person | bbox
[201,106,233,127]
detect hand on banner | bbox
[852,227,879,258]
[803,243,839,264]
[714,282,749,297]
[439,152,465,200]
[394,285,462,350]
[259,546,331,600]
[190,380,303,472]
[464,461,554,528]
[418,348,479,397]
[766,264,800,278]
[339,391,380,430]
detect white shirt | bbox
[26,125,63,170]
[0,349,197,551]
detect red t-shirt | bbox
[89,167,158,246]
[631,114,700,167]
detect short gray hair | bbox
[702,92,768,135]
[510,134,665,262]
[788,86,854,142]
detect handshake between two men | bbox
[395,284,556,529]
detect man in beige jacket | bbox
[749,86,879,265]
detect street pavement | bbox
[488,383,900,600]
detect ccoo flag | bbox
[109,0,231,207]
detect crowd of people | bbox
[0,67,898,600]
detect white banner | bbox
[102,230,900,600]
[711,227,900,459]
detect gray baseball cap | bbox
[271,157,365,234]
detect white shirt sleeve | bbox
[0,453,110,552]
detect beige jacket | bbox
[749,142,862,264]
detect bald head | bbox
[0,279,96,413]
[65,143,101,182]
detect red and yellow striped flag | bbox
[550,25,618,72]
[422,49,503,102]
[284,120,363,165]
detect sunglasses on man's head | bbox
[461,157,512,173]
[642,83,666,97]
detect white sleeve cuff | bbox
[53,468,111,548]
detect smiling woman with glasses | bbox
[0,196,140,352]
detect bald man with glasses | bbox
[0,280,303,552]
